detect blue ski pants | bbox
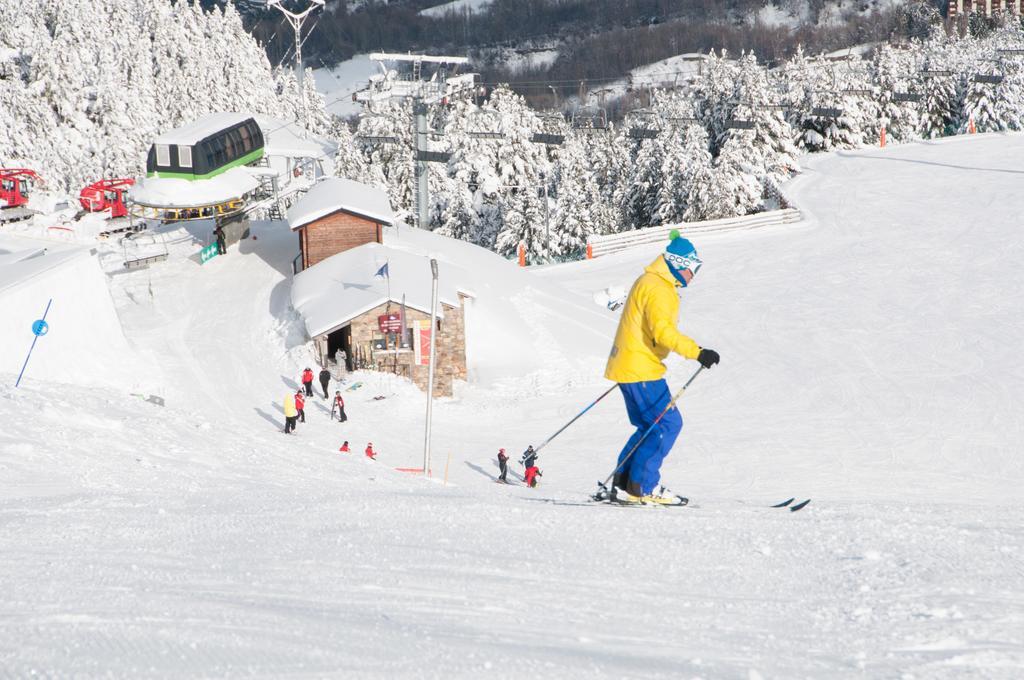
[615,379,683,495]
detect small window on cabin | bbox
[239,125,251,152]
[178,146,192,168]
[224,134,235,161]
[156,144,170,167]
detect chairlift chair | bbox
[974,74,1004,85]
[625,108,662,140]
[892,92,923,103]
[811,106,844,118]
[725,119,755,130]
[572,105,608,132]
[465,108,504,140]
[356,112,400,145]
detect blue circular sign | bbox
[32,320,49,337]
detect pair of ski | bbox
[771,497,812,512]
[589,483,811,512]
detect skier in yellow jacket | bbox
[282,393,298,434]
[605,231,720,502]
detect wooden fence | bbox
[586,208,802,258]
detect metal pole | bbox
[414,101,429,229]
[423,258,440,476]
[294,16,305,137]
[542,174,550,261]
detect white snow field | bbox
[2,134,1024,678]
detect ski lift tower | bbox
[355,53,474,229]
[267,0,325,138]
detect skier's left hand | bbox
[697,348,720,369]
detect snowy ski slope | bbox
[1,134,1023,677]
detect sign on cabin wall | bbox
[413,319,432,366]
[378,313,402,333]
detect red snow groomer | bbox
[0,168,42,223]
[0,168,41,209]
[79,178,135,218]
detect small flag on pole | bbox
[375,262,389,279]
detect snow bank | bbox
[383,225,615,384]
[0,236,138,389]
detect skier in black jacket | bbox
[319,368,331,399]
[520,445,536,471]
[497,448,509,482]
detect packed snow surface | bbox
[2,135,1024,677]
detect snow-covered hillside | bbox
[2,134,1024,676]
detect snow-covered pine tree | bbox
[550,131,603,256]
[483,86,552,258]
[618,121,663,230]
[733,53,800,193]
[690,50,740,157]
[355,101,415,222]
[686,132,762,221]
[0,0,302,192]
[919,32,961,139]
[873,43,924,143]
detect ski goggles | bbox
[665,251,703,276]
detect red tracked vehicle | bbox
[79,178,135,218]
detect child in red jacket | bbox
[524,465,542,488]
[365,443,377,460]
[339,440,350,453]
[294,390,305,423]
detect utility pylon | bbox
[355,53,475,229]
[267,0,325,137]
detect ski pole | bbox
[532,383,620,457]
[599,365,704,492]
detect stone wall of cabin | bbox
[336,299,467,398]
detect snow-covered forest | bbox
[7,2,1024,260]
[0,0,324,193]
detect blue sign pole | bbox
[15,298,52,388]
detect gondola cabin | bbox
[146,113,264,181]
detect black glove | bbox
[697,348,720,369]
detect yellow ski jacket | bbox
[283,394,298,418]
[604,255,701,383]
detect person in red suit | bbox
[339,441,350,453]
[294,390,305,423]
[301,367,314,397]
[365,443,377,460]
[524,465,542,488]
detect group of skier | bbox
[339,440,377,460]
[495,444,542,487]
[283,366,349,434]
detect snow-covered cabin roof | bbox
[254,115,338,160]
[129,167,259,208]
[290,242,470,338]
[153,113,253,146]
[287,177,395,231]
